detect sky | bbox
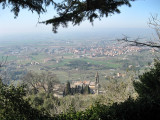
[0,0,160,40]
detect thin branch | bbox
[118,37,160,48]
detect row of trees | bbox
[67,60,92,70]
[64,81,90,96]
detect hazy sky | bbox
[0,0,160,38]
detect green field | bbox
[0,38,157,84]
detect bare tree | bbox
[39,72,59,92]
[22,71,40,94]
[22,71,59,94]
[118,14,160,49]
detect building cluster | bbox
[43,45,141,57]
[3,40,146,65]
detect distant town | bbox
[0,39,156,87]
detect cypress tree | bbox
[84,85,90,94]
[65,81,71,95]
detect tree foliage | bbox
[83,85,90,94]
[64,81,71,95]
[1,0,135,33]
[63,81,91,96]
[43,0,135,33]
[51,97,160,120]
[1,60,160,119]
[52,61,160,119]
[67,60,91,70]
[0,79,51,120]
[133,60,160,99]
[0,0,55,17]
[22,71,59,94]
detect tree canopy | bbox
[133,60,160,99]
[1,0,135,33]
[0,79,51,120]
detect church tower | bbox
[95,72,99,94]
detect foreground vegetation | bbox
[1,61,160,120]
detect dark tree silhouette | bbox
[0,0,55,17]
[0,78,52,120]
[64,81,71,95]
[42,0,135,33]
[133,60,160,99]
[1,0,135,33]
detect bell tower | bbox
[95,72,99,94]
